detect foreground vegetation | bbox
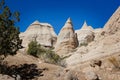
[0,0,45,79]
[27,40,65,66]
[0,0,22,57]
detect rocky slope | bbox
[66,6,120,66]
[103,6,120,35]
[8,6,120,80]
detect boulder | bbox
[85,71,99,80]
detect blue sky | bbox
[6,0,120,34]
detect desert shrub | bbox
[41,49,61,64]
[27,41,40,57]
[27,41,62,65]
[80,42,88,47]
[108,56,120,69]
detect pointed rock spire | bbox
[81,21,93,30]
[81,21,88,29]
[66,17,72,23]
[63,17,73,28]
[75,21,94,46]
[55,18,78,55]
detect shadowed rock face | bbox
[20,20,57,48]
[54,18,78,55]
[103,6,120,35]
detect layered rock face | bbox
[66,7,120,66]
[20,20,57,48]
[75,21,94,46]
[103,6,120,34]
[54,18,78,55]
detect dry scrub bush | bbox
[27,41,63,65]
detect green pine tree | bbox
[0,0,22,57]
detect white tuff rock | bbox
[20,20,57,48]
[54,18,78,56]
[85,71,99,80]
[75,21,94,46]
[66,7,120,67]
[103,6,120,34]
